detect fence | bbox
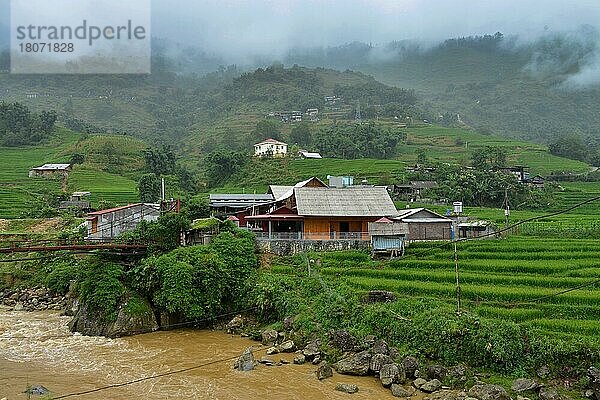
[254,231,370,241]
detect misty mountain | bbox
[280,31,600,145]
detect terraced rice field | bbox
[272,237,600,344]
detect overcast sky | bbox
[149,0,600,59]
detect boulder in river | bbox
[372,339,390,355]
[266,346,279,355]
[380,363,406,387]
[235,347,256,371]
[539,387,565,400]
[335,383,359,394]
[293,353,306,365]
[24,385,49,396]
[278,340,296,353]
[68,298,158,338]
[303,340,321,361]
[391,384,415,398]
[427,365,447,381]
[420,379,442,393]
[261,329,278,345]
[335,351,372,376]
[316,363,333,380]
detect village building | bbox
[254,138,288,158]
[368,217,409,256]
[456,220,496,239]
[85,203,160,241]
[392,208,453,240]
[306,108,319,121]
[390,181,439,201]
[209,194,274,217]
[246,186,399,240]
[28,163,72,178]
[59,191,91,211]
[327,175,354,188]
[298,150,322,159]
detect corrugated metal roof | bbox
[209,194,274,201]
[269,185,293,200]
[295,187,398,217]
[32,163,71,170]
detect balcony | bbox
[253,231,370,241]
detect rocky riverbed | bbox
[0,286,68,312]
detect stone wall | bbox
[256,239,371,256]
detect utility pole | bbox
[503,187,510,231]
[454,241,461,315]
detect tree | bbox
[548,134,589,162]
[252,119,281,142]
[70,153,85,165]
[183,196,210,220]
[144,146,176,175]
[138,173,160,202]
[204,150,248,187]
[289,123,312,147]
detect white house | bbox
[254,138,288,158]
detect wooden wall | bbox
[303,216,375,240]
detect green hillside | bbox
[0,130,145,218]
[215,124,591,193]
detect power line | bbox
[52,343,271,399]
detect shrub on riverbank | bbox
[129,229,258,321]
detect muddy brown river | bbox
[0,307,395,399]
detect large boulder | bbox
[316,363,333,380]
[372,339,390,355]
[421,379,442,393]
[380,363,406,387]
[303,340,321,361]
[68,298,158,338]
[261,329,279,345]
[330,329,357,352]
[511,378,542,393]
[427,365,448,381]
[468,384,510,400]
[234,347,256,371]
[391,384,415,398]
[370,353,394,374]
[335,351,372,376]
[403,356,420,379]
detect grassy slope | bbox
[273,236,600,344]
[0,131,144,218]
[216,124,591,193]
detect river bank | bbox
[0,307,396,399]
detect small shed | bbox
[393,208,452,241]
[29,163,72,178]
[368,217,409,257]
[298,150,322,159]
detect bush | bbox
[78,259,124,322]
[46,261,79,294]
